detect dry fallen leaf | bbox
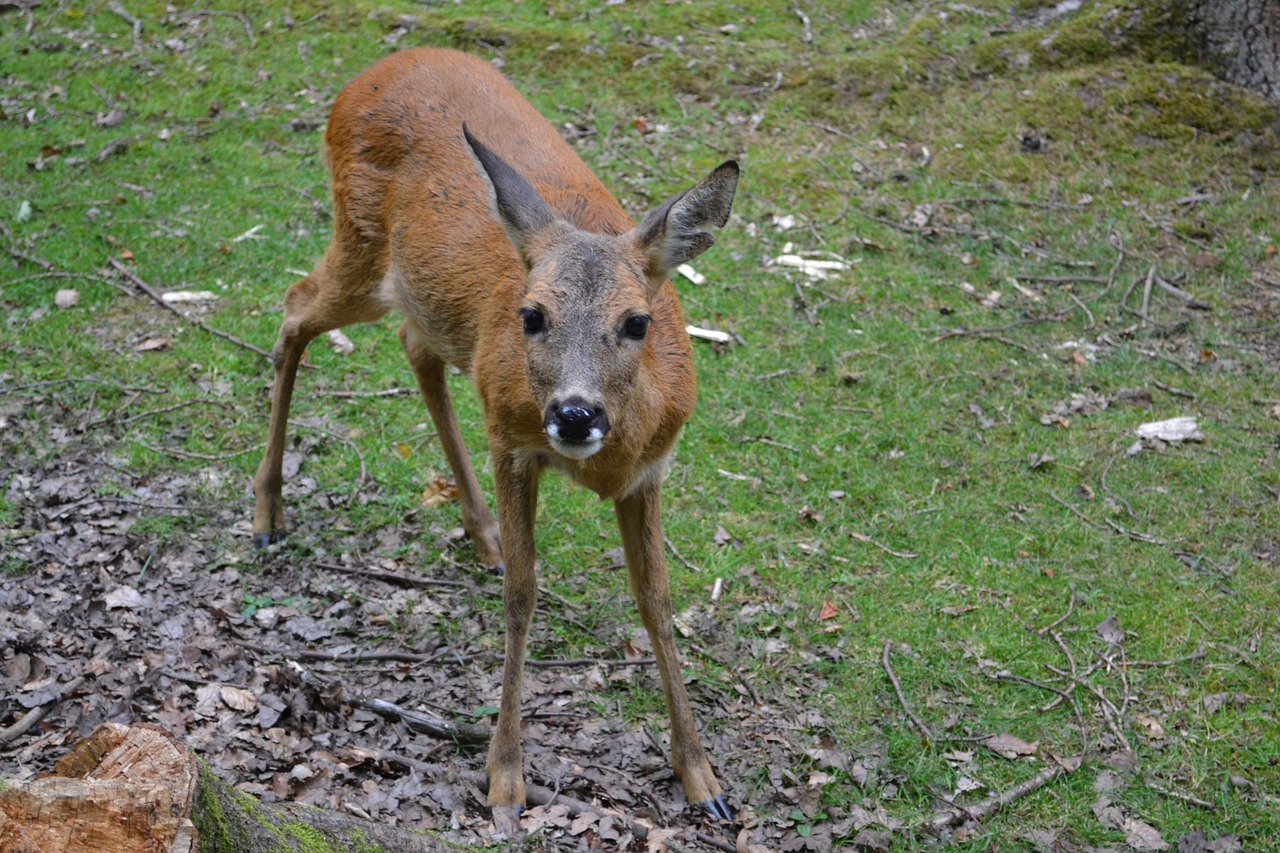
[103,586,145,610]
[220,685,258,713]
[1123,815,1170,851]
[134,337,172,352]
[327,329,355,355]
[818,601,838,621]
[55,289,80,308]
[420,474,458,508]
[982,733,1039,759]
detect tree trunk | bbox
[0,723,445,853]
[1179,0,1280,100]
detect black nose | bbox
[547,398,610,443]
[558,405,593,429]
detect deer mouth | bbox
[546,429,605,460]
[544,398,609,459]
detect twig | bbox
[792,2,813,43]
[1065,290,1094,329]
[883,640,933,742]
[1103,517,1171,546]
[744,436,802,453]
[1015,275,1108,284]
[1123,643,1208,668]
[1099,453,1134,517]
[793,281,819,326]
[1144,778,1214,809]
[346,694,491,746]
[315,387,417,398]
[85,397,235,430]
[1079,681,1132,753]
[109,258,274,362]
[235,640,460,666]
[1153,379,1196,400]
[850,532,917,559]
[664,535,703,573]
[313,560,472,591]
[138,440,262,461]
[237,640,654,671]
[0,676,88,745]
[936,196,1083,211]
[922,764,1067,832]
[288,418,366,484]
[174,9,256,47]
[107,0,143,43]
[1035,585,1076,635]
[5,246,55,271]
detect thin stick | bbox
[1123,643,1208,668]
[1065,290,1094,329]
[851,532,917,559]
[313,560,471,591]
[883,640,933,742]
[108,258,274,362]
[137,440,262,461]
[107,0,143,42]
[175,9,256,47]
[1153,379,1196,400]
[664,535,703,573]
[346,694,491,746]
[315,387,417,398]
[791,2,813,42]
[1140,264,1156,319]
[1035,585,1076,635]
[923,764,1066,832]
[1144,779,1214,809]
[0,676,87,745]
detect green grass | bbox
[4,0,1279,848]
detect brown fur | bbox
[251,47,738,819]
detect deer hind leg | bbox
[252,257,387,547]
[615,485,732,821]
[399,321,504,568]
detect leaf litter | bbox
[0,386,856,850]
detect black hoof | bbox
[697,794,734,822]
[253,530,286,548]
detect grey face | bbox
[519,234,653,460]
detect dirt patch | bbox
[0,389,849,851]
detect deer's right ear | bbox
[464,125,556,262]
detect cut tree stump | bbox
[0,722,448,853]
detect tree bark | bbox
[0,722,446,853]
[1178,0,1280,100]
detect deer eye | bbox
[521,307,545,335]
[623,314,650,340]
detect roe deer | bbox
[251,48,739,821]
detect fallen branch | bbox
[922,763,1068,833]
[1035,585,1076,635]
[236,639,656,671]
[883,640,933,742]
[345,695,491,747]
[0,676,87,746]
[108,258,274,364]
[1123,643,1208,668]
[313,560,472,591]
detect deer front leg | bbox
[615,485,732,821]
[486,451,540,817]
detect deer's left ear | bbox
[633,161,739,294]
